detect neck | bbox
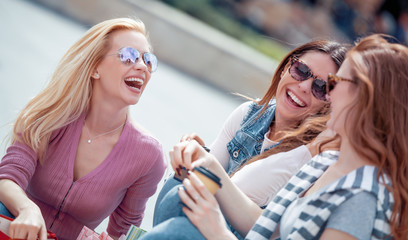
[269,115,297,142]
[335,136,372,173]
[86,99,128,133]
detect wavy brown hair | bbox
[340,34,408,238]
[12,18,149,163]
[233,40,348,171]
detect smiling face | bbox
[92,29,152,107]
[326,59,358,137]
[274,51,338,127]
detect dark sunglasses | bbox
[289,56,328,101]
[327,74,356,93]
[111,47,158,72]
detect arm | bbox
[171,102,251,173]
[0,179,47,240]
[320,192,376,240]
[0,141,47,240]
[169,141,263,238]
[107,146,166,238]
[208,101,252,170]
[231,145,312,206]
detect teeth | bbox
[287,91,306,107]
[125,77,144,84]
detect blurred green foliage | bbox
[158,0,288,60]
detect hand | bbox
[9,205,47,240]
[179,172,236,240]
[169,140,217,173]
[180,132,205,146]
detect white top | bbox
[209,101,312,206]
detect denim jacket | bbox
[226,100,279,174]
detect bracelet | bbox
[202,146,211,153]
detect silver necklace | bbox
[84,121,125,144]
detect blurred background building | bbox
[158,0,408,50]
[30,0,408,99]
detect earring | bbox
[93,73,99,79]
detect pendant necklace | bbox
[84,121,125,144]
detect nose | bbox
[133,57,149,72]
[298,77,313,93]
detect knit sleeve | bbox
[106,141,167,238]
[0,140,38,190]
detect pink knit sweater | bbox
[0,114,166,240]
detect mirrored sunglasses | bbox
[289,57,328,101]
[113,47,158,72]
[327,73,356,93]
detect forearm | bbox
[209,162,262,236]
[0,179,39,216]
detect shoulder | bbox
[129,119,160,141]
[325,192,376,239]
[125,119,163,152]
[124,119,166,169]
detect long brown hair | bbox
[341,34,408,238]
[12,18,149,163]
[234,40,348,171]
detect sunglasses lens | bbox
[290,60,312,81]
[120,47,140,65]
[143,53,158,72]
[312,79,327,101]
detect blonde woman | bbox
[0,18,166,240]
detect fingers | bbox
[169,141,189,171]
[179,171,214,208]
[10,222,43,240]
[8,207,47,240]
[39,226,48,240]
[170,141,207,170]
[180,133,205,146]
[188,171,214,201]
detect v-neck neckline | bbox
[69,113,129,183]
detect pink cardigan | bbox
[0,114,166,240]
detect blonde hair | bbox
[341,34,408,238]
[12,18,148,163]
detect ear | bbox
[92,70,100,79]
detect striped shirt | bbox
[246,151,394,240]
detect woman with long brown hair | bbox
[152,40,348,238]
[153,34,408,239]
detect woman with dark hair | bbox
[151,39,348,239]
[158,34,408,239]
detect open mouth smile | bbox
[124,77,144,90]
[287,90,306,107]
